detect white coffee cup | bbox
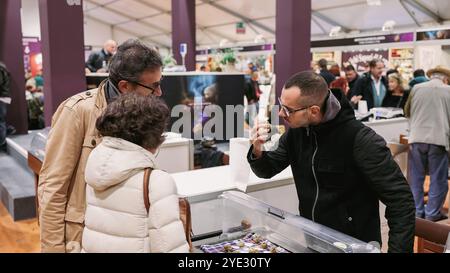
[358,100,368,114]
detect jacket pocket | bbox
[316,158,345,189]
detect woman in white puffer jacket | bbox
[81,93,190,253]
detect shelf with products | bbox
[389,48,414,86]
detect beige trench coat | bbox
[38,81,107,252]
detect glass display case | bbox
[194,191,380,253]
[29,128,50,162]
[28,128,194,173]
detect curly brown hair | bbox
[96,93,169,149]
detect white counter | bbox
[363,117,409,142]
[173,165,294,201]
[156,136,194,173]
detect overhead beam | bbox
[83,0,121,13]
[84,14,170,48]
[403,0,443,24]
[113,0,170,26]
[311,15,328,35]
[315,1,367,12]
[399,0,421,27]
[200,0,275,34]
[198,27,237,43]
[133,0,170,14]
[197,28,216,45]
[132,0,239,44]
[84,0,170,35]
[312,11,350,32]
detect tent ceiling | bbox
[83,0,450,48]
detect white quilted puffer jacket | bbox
[81,137,190,253]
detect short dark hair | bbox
[369,59,383,68]
[413,69,425,78]
[108,39,163,87]
[318,59,328,69]
[284,71,329,106]
[344,65,356,72]
[96,93,169,149]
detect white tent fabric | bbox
[83,0,450,49]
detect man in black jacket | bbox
[351,59,388,110]
[344,65,360,101]
[318,59,335,87]
[248,71,415,252]
[85,40,117,73]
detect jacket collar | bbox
[84,137,158,191]
[321,90,341,123]
[101,136,158,168]
[310,89,355,134]
[95,80,108,110]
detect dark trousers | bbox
[408,143,449,220]
[0,101,7,147]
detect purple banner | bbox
[342,50,389,74]
[23,36,42,76]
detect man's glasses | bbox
[128,77,163,94]
[278,97,311,117]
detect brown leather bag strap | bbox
[143,168,153,214]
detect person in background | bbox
[85,40,117,73]
[200,65,206,72]
[318,59,335,87]
[344,65,360,101]
[25,77,45,130]
[382,73,409,109]
[247,62,257,74]
[38,39,164,253]
[329,64,341,78]
[386,68,399,79]
[244,71,262,125]
[404,66,450,222]
[82,93,189,253]
[330,77,349,98]
[408,69,429,89]
[0,62,11,152]
[248,71,415,252]
[351,59,388,110]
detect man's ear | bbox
[117,80,131,94]
[310,105,322,116]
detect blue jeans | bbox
[245,101,260,127]
[0,101,7,147]
[408,143,449,220]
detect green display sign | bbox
[236,22,245,34]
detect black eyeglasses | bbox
[278,90,331,117]
[128,77,163,94]
[278,97,311,117]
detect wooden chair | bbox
[415,217,450,253]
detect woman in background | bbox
[382,73,409,109]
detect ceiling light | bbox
[254,34,266,43]
[219,39,229,47]
[329,26,342,37]
[382,20,396,32]
[367,0,381,6]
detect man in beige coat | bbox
[38,39,164,252]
